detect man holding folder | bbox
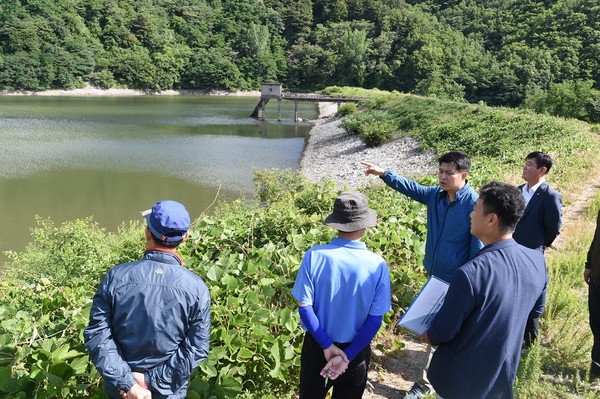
[423,182,547,398]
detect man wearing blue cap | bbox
[85,200,211,399]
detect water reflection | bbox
[0,95,318,261]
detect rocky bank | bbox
[299,103,437,189]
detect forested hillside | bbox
[0,0,598,115]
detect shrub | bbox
[522,80,600,124]
[0,218,145,398]
[340,109,398,146]
[337,102,358,116]
[90,70,117,89]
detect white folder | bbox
[397,276,449,336]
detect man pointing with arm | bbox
[362,150,482,398]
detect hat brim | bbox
[324,209,377,232]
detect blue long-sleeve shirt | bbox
[84,250,211,399]
[381,170,482,283]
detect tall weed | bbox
[514,192,600,397]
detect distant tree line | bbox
[0,0,598,121]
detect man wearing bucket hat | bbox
[85,200,211,399]
[292,192,392,399]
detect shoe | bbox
[404,382,426,399]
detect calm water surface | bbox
[0,96,317,262]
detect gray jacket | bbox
[84,249,210,398]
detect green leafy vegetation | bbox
[341,91,599,194]
[336,102,358,116]
[1,93,600,397]
[523,80,600,124]
[0,0,599,121]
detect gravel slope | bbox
[299,104,436,189]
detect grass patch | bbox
[339,91,600,199]
[514,191,600,397]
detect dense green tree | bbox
[0,0,597,106]
[314,0,349,23]
[0,52,44,90]
[496,42,556,105]
[523,80,600,123]
[0,1,99,89]
[364,29,397,89]
[109,46,157,89]
[575,0,600,85]
[286,40,334,89]
[244,23,279,83]
[346,0,366,20]
[270,0,313,43]
[587,91,600,123]
[181,47,244,90]
[311,20,374,86]
[338,29,369,86]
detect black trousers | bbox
[299,332,371,399]
[589,279,600,373]
[523,317,540,348]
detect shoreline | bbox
[1,84,436,189]
[0,83,261,97]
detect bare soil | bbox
[363,335,427,398]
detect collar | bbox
[330,237,367,249]
[476,238,517,257]
[524,178,545,193]
[143,248,184,266]
[440,180,471,201]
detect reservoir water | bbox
[0,95,318,263]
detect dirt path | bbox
[363,335,427,398]
[361,169,600,399]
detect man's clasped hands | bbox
[321,345,350,381]
[118,346,350,398]
[119,372,151,399]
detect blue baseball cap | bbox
[142,200,190,242]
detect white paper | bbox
[397,276,450,336]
